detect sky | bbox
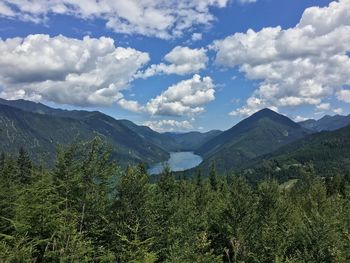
[0,0,349,132]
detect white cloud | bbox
[238,0,257,4]
[0,34,149,106]
[0,0,229,39]
[191,33,203,42]
[316,103,331,111]
[137,46,208,78]
[336,89,350,103]
[0,2,14,16]
[143,119,193,132]
[333,108,343,114]
[294,115,309,122]
[117,74,215,117]
[117,98,143,113]
[213,0,350,116]
[145,74,215,116]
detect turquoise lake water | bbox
[148,151,203,175]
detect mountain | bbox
[0,98,101,120]
[163,130,222,151]
[0,100,169,166]
[118,119,180,152]
[247,123,350,177]
[0,98,224,167]
[299,114,350,132]
[196,108,311,172]
[118,120,222,152]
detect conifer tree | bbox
[0,152,5,173]
[209,163,218,191]
[17,147,32,184]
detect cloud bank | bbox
[0,0,229,39]
[0,34,149,106]
[213,0,350,116]
[118,74,216,117]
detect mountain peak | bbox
[240,108,300,129]
[251,108,280,118]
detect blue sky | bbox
[0,0,349,132]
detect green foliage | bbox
[17,147,32,184]
[1,141,350,262]
[197,108,310,174]
[247,124,350,180]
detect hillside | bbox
[247,123,350,177]
[196,108,311,172]
[0,103,169,166]
[0,98,222,152]
[118,119,180,152]
[163,130,222,151]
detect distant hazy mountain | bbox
[163,130,222,151]
[0,100,169,166]
[196,108,311,173]
[0,98,102,120]
[107,120,222,152]
[299,114,350,132]
[118,119,180,152]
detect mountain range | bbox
[299,114,350,132]
[0,98,220,166]
[1,98,349,173]
[195,108,311,173]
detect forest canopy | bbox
[0,139,349,262]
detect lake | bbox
[148,152,203,175]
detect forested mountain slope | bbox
[247,123,350,177]
[197,108,311,172]
[0,103,168,165]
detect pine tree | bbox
[0,152,5,173]
[209,163,218,191]
[17,147,32,184]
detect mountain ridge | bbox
[195,108,311,173]
[299,114,350,132]
[0,98,222,166]
[0,101,169,166]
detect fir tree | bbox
[17,147,32,184]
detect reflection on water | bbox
[148,151,203,175]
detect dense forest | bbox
[1,138,349,262]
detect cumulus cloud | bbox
[333,108,343,114]
[0,34,149,106]
[0,0,228,39]
[143,119,193,132]
[213,0,350,116]
[137,46,208,78]
[294,115,309,122]
[117,98,144,113]
[336,89,350,103]
[316,103,331,111]
[145,74,215,116]
[117,74,215,117]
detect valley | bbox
[1,98,350,177]
[148,151,203,174]
[1,1,350,261]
